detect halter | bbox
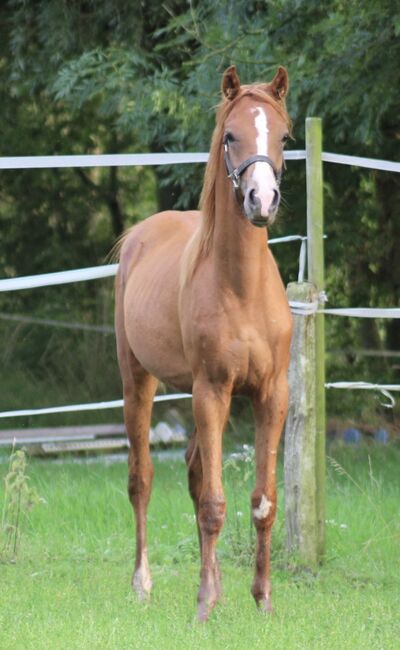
[223,134,282,202]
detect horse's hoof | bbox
[197,603,209,623]
[197,590,219,622]
[132,567,152,601]
[256,596,273,614]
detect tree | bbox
[1,0,399,418]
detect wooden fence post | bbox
[284,118,326,565]
[284,282,319,566]
[306,117,326,559]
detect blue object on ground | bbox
[343,427,361,444]
[374,428,389,444]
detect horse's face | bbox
[222,66,290,228]
[223,97,289,227]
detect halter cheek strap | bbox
[223,135,282,200]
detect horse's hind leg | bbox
[124,367,158,600]
[116,315,158,599]
[185,430,203,548]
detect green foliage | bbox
[0,0,399,423]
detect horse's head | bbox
[221,66,290,227]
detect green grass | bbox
[0,444,399,649]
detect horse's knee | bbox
[188,466,202,503]
[185,435,196,466]
[128,461,154,504]
[251,492,276,531]
[198,495,226,536]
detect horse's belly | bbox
[128,327,192,391]
[124,273,192,391]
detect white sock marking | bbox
[133,548,152,599]
[253,494,272,520]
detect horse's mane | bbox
[180,83,292,286]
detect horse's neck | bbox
[212,180,268,299]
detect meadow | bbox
[0,442,399,650]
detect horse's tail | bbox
[106,226,135,263]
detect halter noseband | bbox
[223,134,282,201]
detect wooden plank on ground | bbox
[0,424,126,447]
[41,438,129,454]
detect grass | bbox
[0,443,399,649]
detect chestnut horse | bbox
[115,65,292,621]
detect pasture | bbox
[1,443,399,649]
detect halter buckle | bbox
[229,170,240,189]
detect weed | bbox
[223,445,256,565]
[0,446,44,562]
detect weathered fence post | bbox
[284,117,326,565]
[306,117,326,559]
[284,282,319,566]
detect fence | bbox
[0,121,399,565]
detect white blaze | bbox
[250,106,276,214]
[252,106,269,156]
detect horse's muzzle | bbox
[244,186,280,227]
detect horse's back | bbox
[116,210,200,389]
[118,210,200,285]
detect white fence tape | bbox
[322,152,400,173]
[326,382,400,391]
[0,264,118,292]
[0,236,305,292]
[289,300,320,315]
[2,379,399,419]
[0,393,192,419]
[323,307,400,318]
[325,381,400,408]
[289,302,400,319]
[0,150,306,170]
[1,150,398,172]
[0,312,114,333]
[0,153,209,170]
[269,235,306,245]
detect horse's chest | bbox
[181,281,292,391]
[195,323,276,390]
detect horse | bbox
[114,65,293,621]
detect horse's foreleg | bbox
[124,371,158,601]
[192,381,231,622]
[251,375,289,613]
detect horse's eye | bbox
[282,133,289,145]
[224,132,235,144]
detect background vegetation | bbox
[0,0,399,430]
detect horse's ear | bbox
[222,65,241,100]
[269,66,289,100]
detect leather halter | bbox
[223,134,281,201]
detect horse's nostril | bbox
[271,189,280,210]
[248,188,257,208]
